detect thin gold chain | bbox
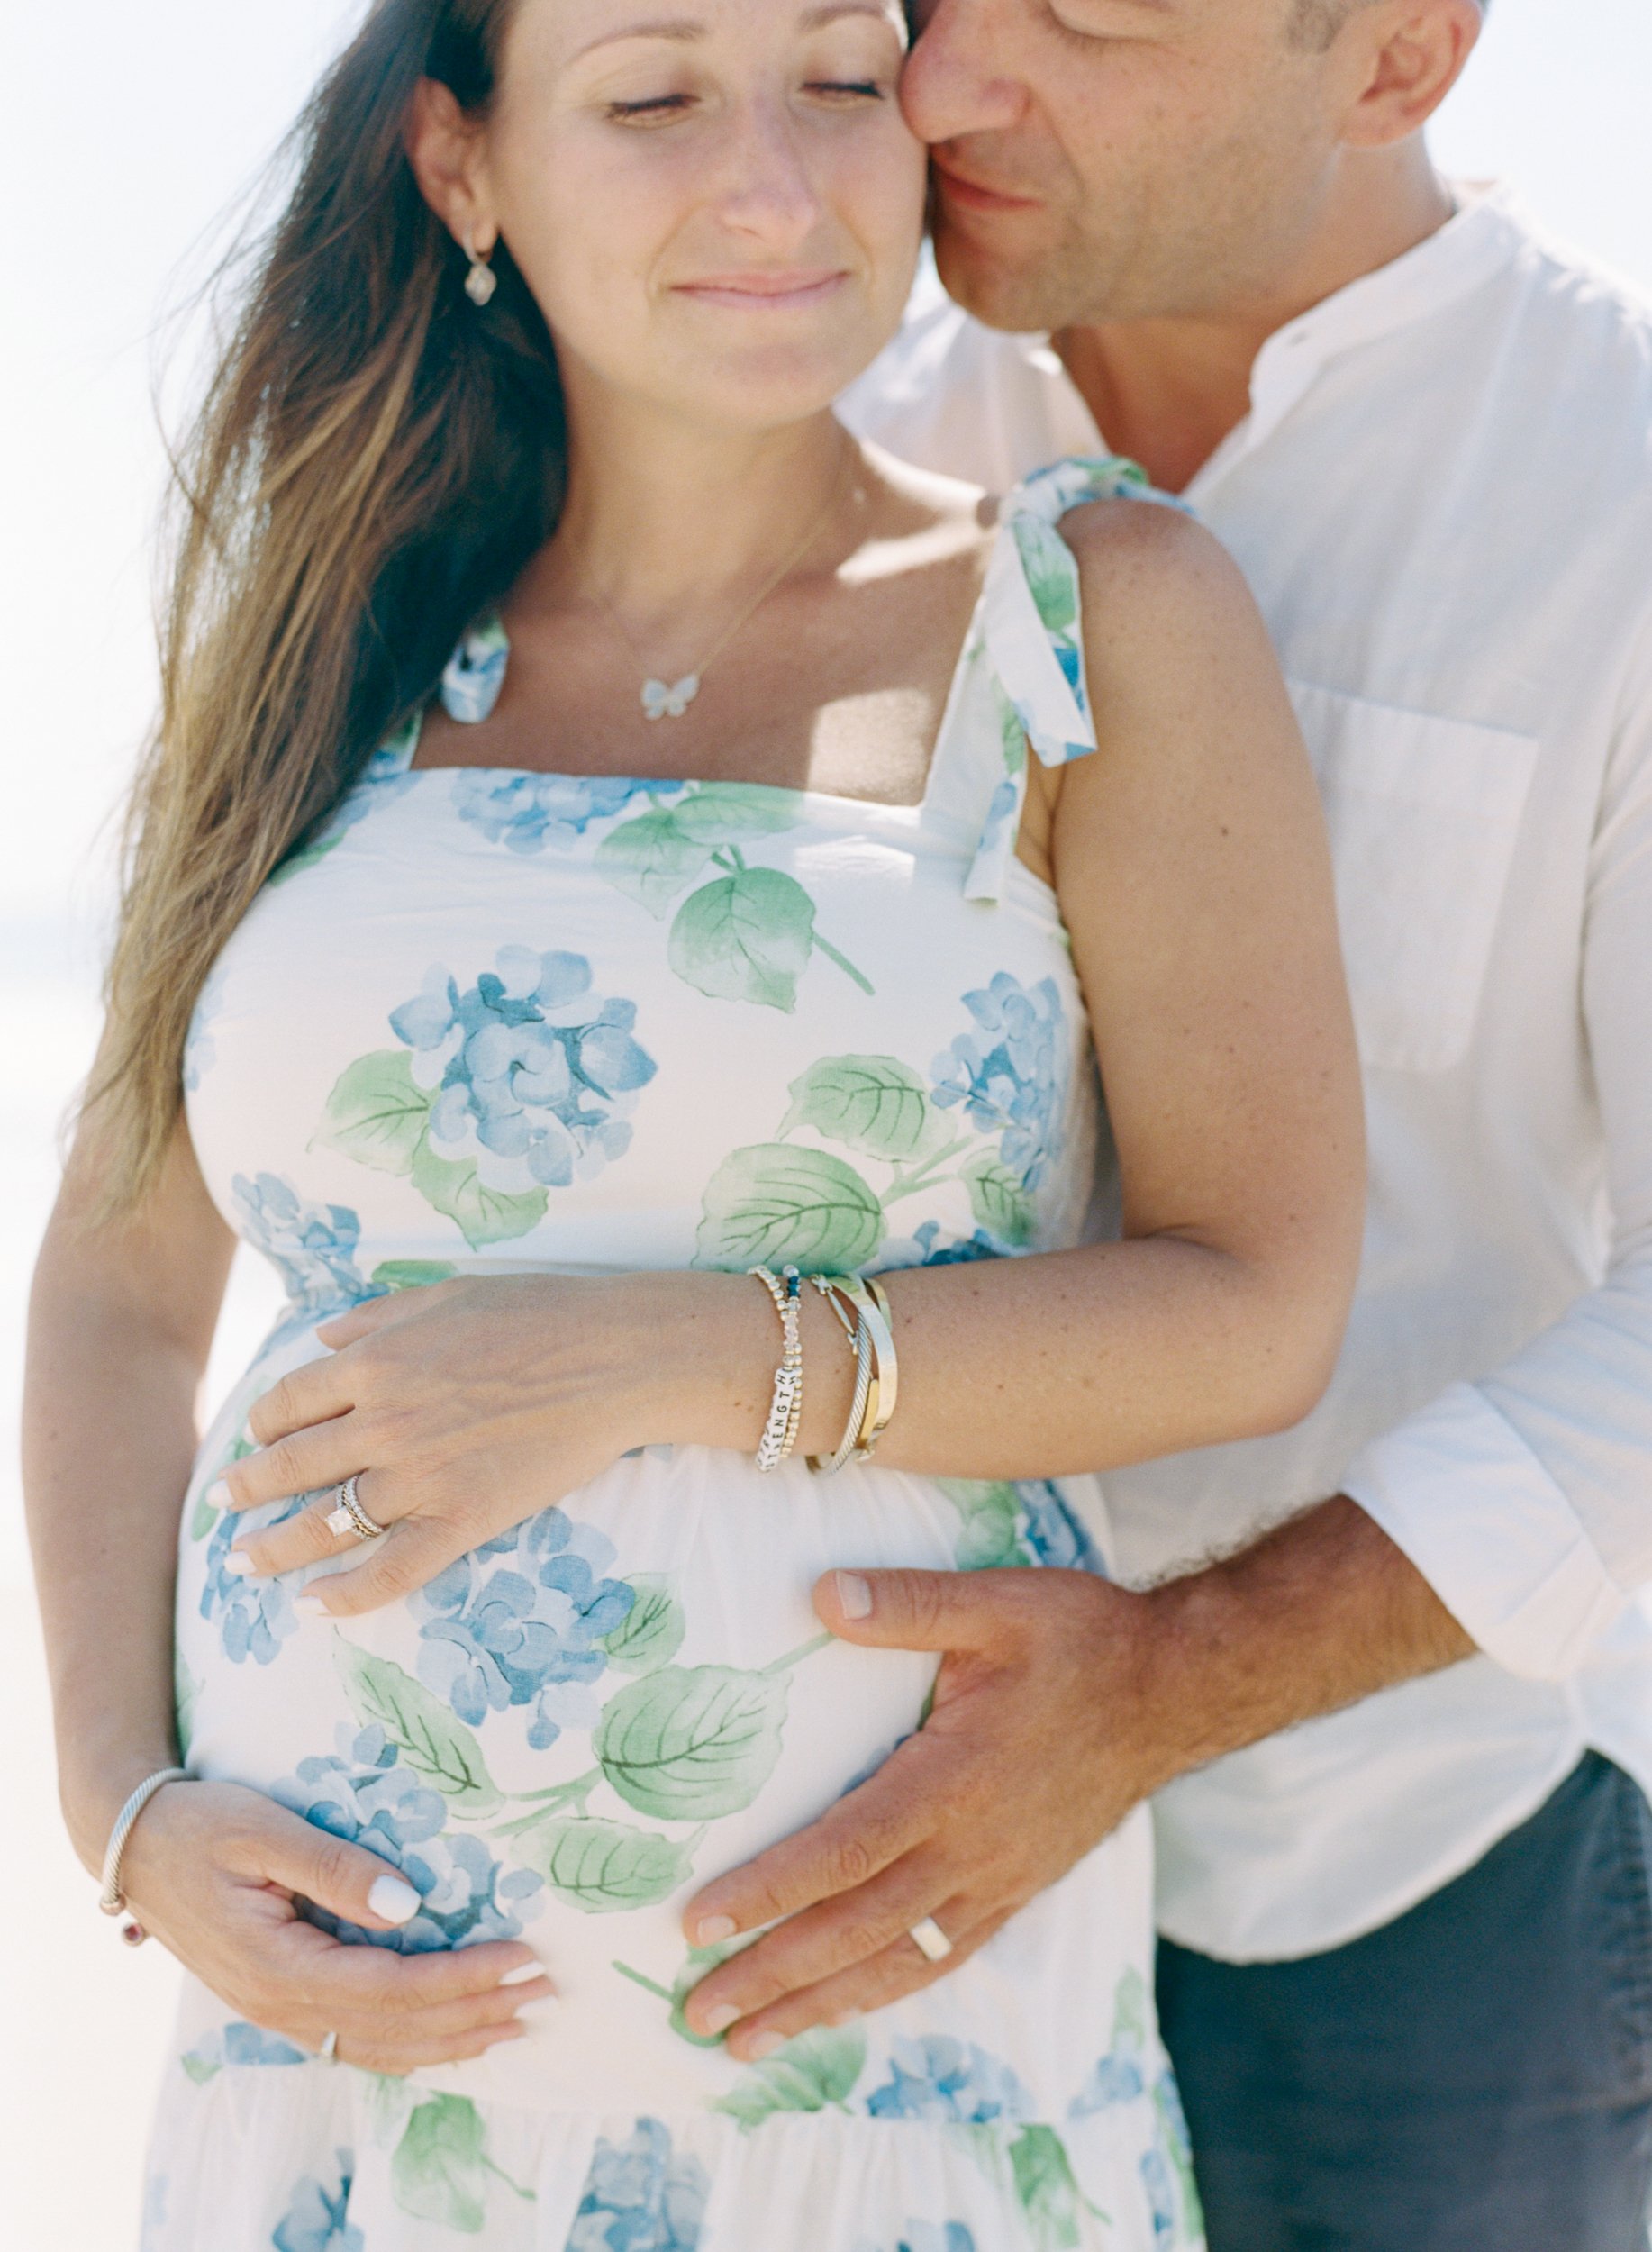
[592,438,855,697]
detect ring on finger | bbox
[318,2029,340,2064]
[908,1915,954,1965]
[325,1476,387,1544]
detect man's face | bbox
[903,0,1372,331]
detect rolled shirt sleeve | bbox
[1346,628,1652,1683]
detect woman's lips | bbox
[931,161,1039,215]
[674,271,849,311]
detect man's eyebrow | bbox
[572,5,894,66]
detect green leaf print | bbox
[335,1641,503,1816]
[780,1055,947,1163]
[595,1664,791,1821]
[410,1138,549,1251]
[512,1817,698,1914]
[713,2026,868,2131]
[1010,2125,1090,2252]
[669,867,816,1012]
[315,1050,433,1176]
[392,2096,496,2233]
[938,1480,1030,1572]
[602,1576,685,1676]
[595,808,715,918]
[175,1652,199,1764]
[962,1151,1037,1248]
[370,1259,459,1292]
[192,1435,255,1541]
[611,1936,751,2048]
[695,1144,885,1273]
[670,782,803,844]
[1013,515,1080,636]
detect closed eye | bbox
[605,94,695,123]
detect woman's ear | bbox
[1337,0,1484,150]
[404,76,498,256]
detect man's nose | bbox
[902,0,1027,147]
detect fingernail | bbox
[223,1551,257,1579]
[835,1571,874,1621]
[368,1875,422,1925]
[695,1915,737,1947]
[497,1961,543,1986]
[204,1481,231,1511]
[293,1594,331,1620]
[746,2030,785,2061]
[700,2004,741,2037]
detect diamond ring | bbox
[909,1917,954,1965]
[324,1476,387,1544]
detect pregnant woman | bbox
[25,3,1364,2247]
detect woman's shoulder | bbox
[1058,487,1261,666]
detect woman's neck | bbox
[529,390,854,658]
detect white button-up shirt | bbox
[840,186,1652,1961]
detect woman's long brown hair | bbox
[85,0,561,1214]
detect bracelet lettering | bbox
[749,1265,804,1471]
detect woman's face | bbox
[476,0,924,432]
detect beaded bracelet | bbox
[749,1265,804,1470]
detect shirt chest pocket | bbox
[1289,684,1539,1075]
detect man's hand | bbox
[678,1564,1179,2057]
[679,1499,1475,2059]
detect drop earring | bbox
[463,229,497,308]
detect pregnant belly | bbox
[176,1334,958,2113]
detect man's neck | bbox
[1054,143,1457,493]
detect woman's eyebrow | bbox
[572,3,894,66]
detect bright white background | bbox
[2,3,1649,2245]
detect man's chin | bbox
[931,216,1074,336]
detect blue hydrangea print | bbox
[412,1509,636,1749]
[199,1494,306,1665]
[894,2230,977,2252]
[273,1725,544,1952]
[231,1175,380,1322]
[271,2152,364,2252]
[183,964,228,1094]
[930,974,1068,1191]
[865,2038,1032,2127]
[391,947,657,1194]
[1139,2146,1175,2247]
[454,769,671,853]
[181,2021,308,2085]
[566,2117,709,2252]
[1070,2042,1146,2118]
[1016,1480,1106,1575]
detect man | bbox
[677,3,1652,2246]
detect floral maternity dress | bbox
[145,458,1203,2252]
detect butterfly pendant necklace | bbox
[594,444,852,722]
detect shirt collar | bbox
[997,181,1527,494]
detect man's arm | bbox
[679,1499,1471,2058]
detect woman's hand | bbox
[217,1270,767,1617]
[120,1780,554,2074]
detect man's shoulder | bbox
[1485,195,1652,415]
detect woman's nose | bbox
[714,104,828,248]
[902,0,1027,148]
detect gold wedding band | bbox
[909,1916,954,1965]
[325,1476,386,1544]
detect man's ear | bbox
[404,76,497,256]
[1338,0,1484,150]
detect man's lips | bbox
[673,270,849,309]
[930,159,1040,215]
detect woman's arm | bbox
[23,1115,550,2067]
[225,501,1363,1611]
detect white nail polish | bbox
[497,1961,543,1986]
[696,1914,738,1947]
[746,2030,785,2061]
[368,1875,422,1925]
[835,1571,875,1621]
[223,1551,257,1579]
[701,2004,741,2037]
[204,1481,231,1511]
[293,1594,331,1620]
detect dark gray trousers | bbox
[1157,1753,1652,2251]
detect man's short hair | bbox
[1289,0,1485,51]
